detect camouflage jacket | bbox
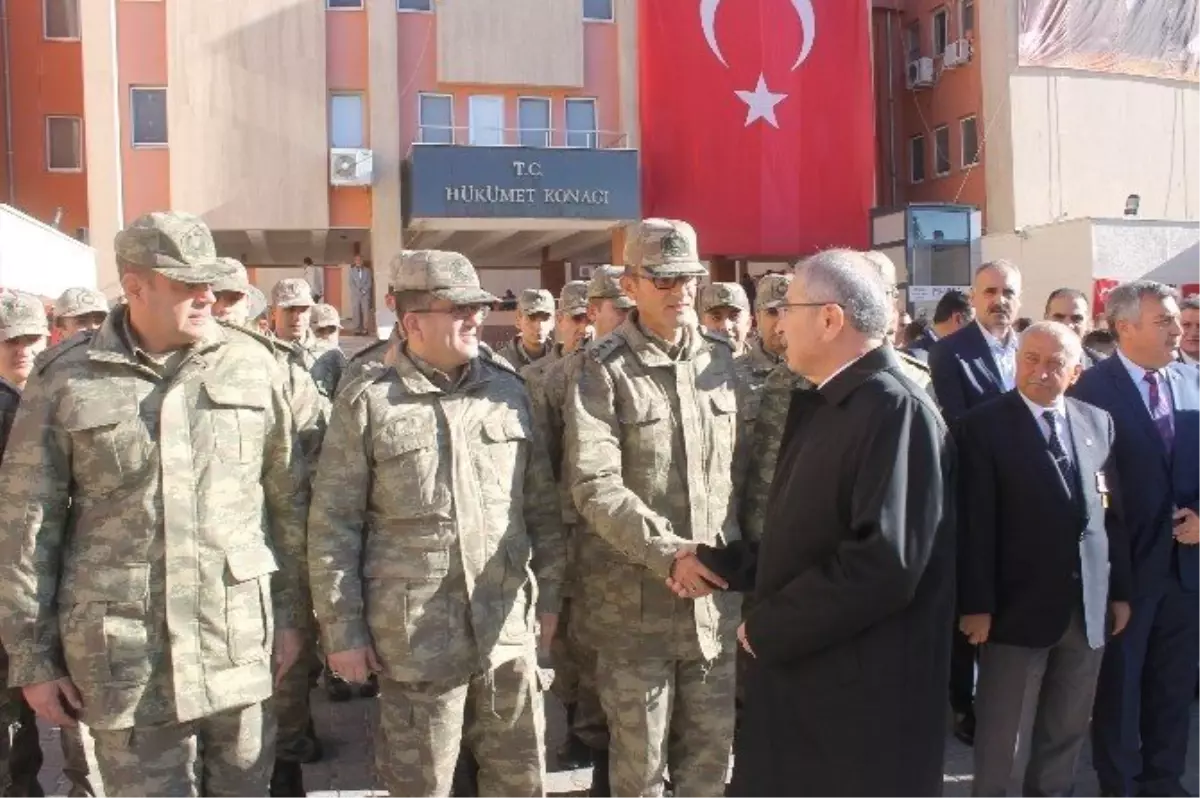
[0,307,307,730]
[307,345,566,683]
[564,315,743,660]
[290,329,344,401]
[741,363,813,544]
[735,337,784,431]
[894,346,934,396]
[497,336,551,370]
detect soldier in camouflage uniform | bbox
[211,258,268,328]
[53,288,109,338]
[0,293,49,797]
[270,279,344,400]
[307,250,566,797]
[531,266,634,789]
[565,220,742,797]
[521,281,591,400]
[311,303,345,353]
[497,289,555,368]
[861,250,933,392]
[736,274,791,429]
[698,282,752,354]
[0,212,308,796]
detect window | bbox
[46,116,82,171]
[909,135,925,183]
[329,94,365,148]
[518,98,551,147]
[418,93,453,144]
[326,0,363,8]
[131,87,168,147]
[960,116,979,166]
[932,8,949,56]
[960,0,974,36]
[468,96,504,146]
[584,0,614,21]
[905,21,921,62]
[398,0,432,10]
[43,0,80,40]
[934,125,951,175]
[565,98,597,148]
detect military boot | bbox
[268,760,305,797]
[588,749,610,797]
[359,672,380,699]
[555,704,594,770]
[324,668,353,702]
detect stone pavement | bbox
[35,684,1198,796]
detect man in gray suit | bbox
[957,321,1132,796]
[348,255,372,335]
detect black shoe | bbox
[269,760,306,797]
[556,733,594,770]
[297,718,324,764]
[953,711,976,747]
[450,750,480,797]
[325,671,354,702]
[589,749,611,797]
[360,673,380,698]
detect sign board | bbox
[907,284,963,303]
[408,145,640,221]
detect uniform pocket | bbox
[479,413,531,497]
[224,544,278,665]
[363,551,452,671]
[202,382,268,465]
[59,565,152,687]
[372,420,445,515]
[63,396,153,498]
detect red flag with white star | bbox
[638,0,875,257]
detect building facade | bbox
[0,0,640,336]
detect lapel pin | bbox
[1085,439,1093,446]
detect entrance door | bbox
[468,96,505,146]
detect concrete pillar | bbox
[367,0,402,338]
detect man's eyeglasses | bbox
[409,304,491,321]
[632,274,697,291]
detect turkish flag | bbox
[1093,278,1120,314]
[638,0,875,258]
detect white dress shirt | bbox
[1018,390,1073,466]
[978,321,1018,391]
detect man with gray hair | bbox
[1073,280,1198,797]
[710,249,954,795]
[860,250,933,391]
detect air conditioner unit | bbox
[330,148,374,187]
[906,57,935,89]
[943,39,972,68]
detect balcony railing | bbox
[412,125,629,151]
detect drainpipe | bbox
[886,9,898,206]
[1,0,14,203]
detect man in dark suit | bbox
[906,289,973,363]
[929,259,1023,743]
[1045,287,1107,368]
[1072,280,1199,797]
[959,321,1131,796]
[686,251,955,796]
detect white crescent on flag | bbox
[699,0,817,71]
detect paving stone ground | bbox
[35,682,1198,796]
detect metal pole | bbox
[1,0,15,203]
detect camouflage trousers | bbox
[273,592,319,763]
[549,599,607,751]
[90,702,275,797]
[596,651,735,797]
[0,687,42,797]
[376,651,546,797]
[61,723,104,797]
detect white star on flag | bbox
[735,73,787,128]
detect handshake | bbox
[664,540,758,599]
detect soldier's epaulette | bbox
[698,327,735,350]
[479,342,523,381]
[585,330,626,363]
[337,361,390,404]
[34,330,93,374]
[897,349,931,374]
[219,320,297,357]
[347,337,388,365]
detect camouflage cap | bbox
[755,273,793,311]
[587,265,636,309]
[559,281,590,316]
[245,285,268,321]
[113,211,234,284]
[0,292,49,342]
[624,218,707,278]
[54,287,109,319]
[699,282,750,314]
[389,250,497,305]
[272,278,315,309]
[211,257,252,294]
[518,288,555,316]
[312,303,342,329]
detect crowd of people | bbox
[0,209,1193,798]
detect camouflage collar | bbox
[621,310,699,367]
[510,336,549,364]
[395,344,491,395]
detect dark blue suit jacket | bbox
[928,322,1009,425]
[1072,356,1199,595]
[905,331,938,364]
